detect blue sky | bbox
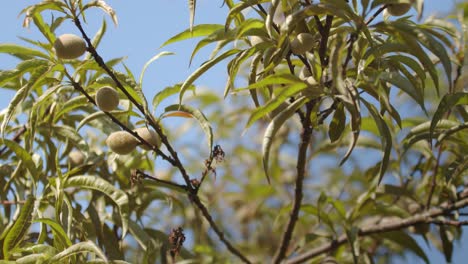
[0,0,465,263]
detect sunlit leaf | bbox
[160,24,224,48]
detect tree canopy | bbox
[0,0,467,263]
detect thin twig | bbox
[286,189,468,264]
[135,169,188,191]
[273,103,313,263]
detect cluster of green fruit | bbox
[55,34,161,156]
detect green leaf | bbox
[45,241,108,264]
[377,231,429,264]
[0,86,29,137]
[430,92,468,141]
[179,49,241,103]
[164,104,213,154]
[160,24,224,48]
[0,44,49,60]
[32,12,55,45]
[262,97,308,183]
[64,176,129,238]
[245,82,308,130]
[362,99,393,185]
[2,195,35,260]
[34,218,72,248]
[403,120,459,152]
[81,0,118,26]
[225,0,267,31]
[329,103,346,143]
[139,51,174,92]
[0,139,39,182]
[152,84,195,110]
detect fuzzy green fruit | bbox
[106,131,138,155]
[96,87,119,112]
[385,3,412,16]
[290,33,315,55]
[68,150,85,166]
[134,127,161,150]
[54,34,87,59]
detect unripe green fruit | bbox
[134,127,161,150]
[68,150,85,166]
[54,34,87,59]
[96,87,119,112]
[385,3,412,16]
[106,131,138,155]
[291,33,315,55]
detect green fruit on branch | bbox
[96,87,119,112]
[106,131,138,155]
[68,150,85,166]
[290,33,315,55]
[134,127,161,150]
[53,34,87,59]
[384,2,413,16]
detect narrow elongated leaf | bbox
[0,139,39,182]
[189,0,196,31]
[1,86,29,137]
[377,231,429,264]
[137,52,174,119]
[139,52,175,90]
[64,176,129,237]
[179,49,241,103]
[164,104,213,153]
[234,73,302,92]
[152,84,195,110]
[45,241,107,264]
[362,99,392,184]
[245,82,308,129]
[2,195,35,260]
[403,120,459,151]
[81,0,118,25]
[34,218,72,248]
[430,92,468,141]
[160,24,224,48]
[0,44,49,59]
[262,97,308,183]
[329,103,346,143]
[32,12,55,44]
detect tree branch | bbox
[286,189,468,264]
[71,15,250,264]
[273,104,313,263]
